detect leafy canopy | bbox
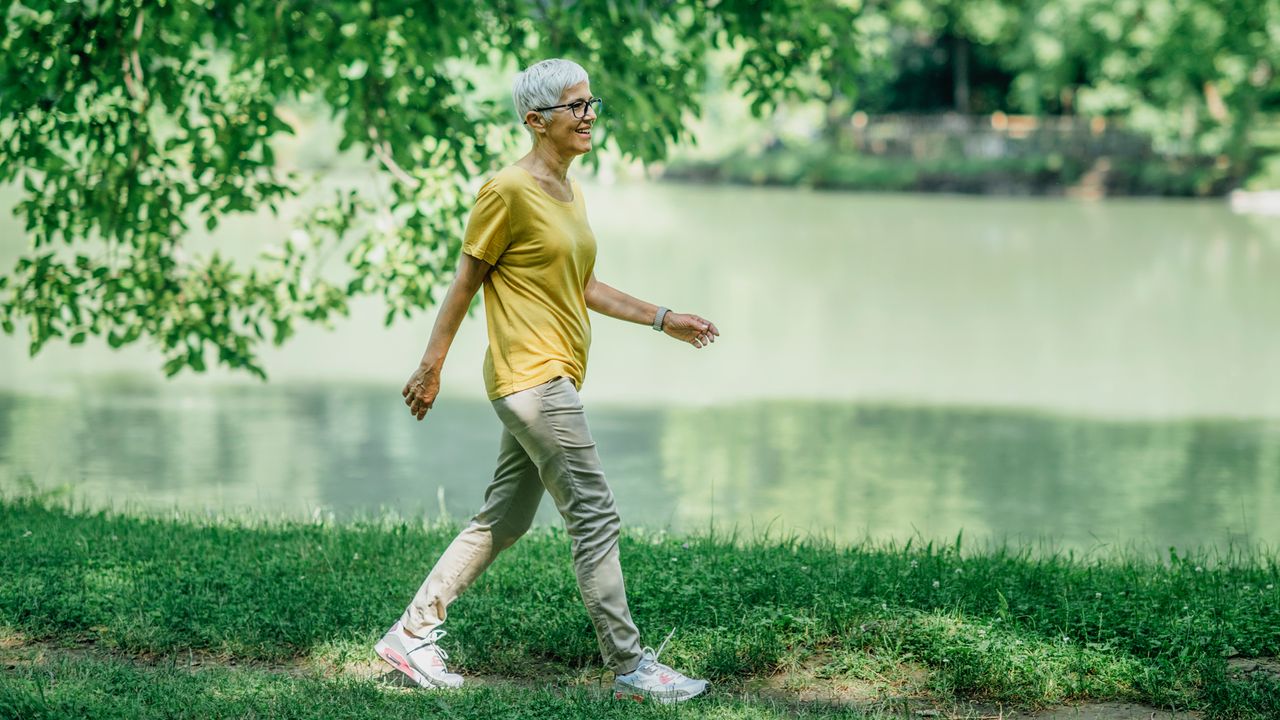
[1,0,861,378]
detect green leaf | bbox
[162,357,186,377]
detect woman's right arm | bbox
[402,253,493,420]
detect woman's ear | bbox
[525,111,546,134]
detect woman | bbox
[373,58,719,704]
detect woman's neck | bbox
[520,142,573,181]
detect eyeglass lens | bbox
[573,98,602,118]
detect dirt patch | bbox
[1023,702,1202,719]
[1227,656,1280,682]
[0,636,571,692]
[734,649,1207,720]
[0,637,307,678]
[0,629,28,651]
[323,655,558,690]
[740,649,1001,718]
[746,650,931,704]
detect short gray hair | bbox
[512,58,589,132]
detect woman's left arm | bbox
[585,272,720,349]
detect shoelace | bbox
[636,627,677,673]
[408,628,450,664]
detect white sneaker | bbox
[612,629,708,703]
[373,621,463,689]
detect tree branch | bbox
[368,125,421,189]
[122,12,149,106]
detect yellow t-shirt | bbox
[461,165,597,400]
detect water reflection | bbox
[660,402,1279,551]
[3,385,1275,553]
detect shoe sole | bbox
[374,639,457,690]
[612,682,707,704]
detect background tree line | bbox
[848,0,1278,166]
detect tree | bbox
[1003,0,1280,168]
[1,0,862,378]
[846,0,1022,115]
[833,0,1280,181]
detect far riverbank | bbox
[661,113,1280,200]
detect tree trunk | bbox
[953,35,970,113]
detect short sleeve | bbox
[461,180,511,266]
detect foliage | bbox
[1006,0,1280,166]
[848,0,1022,114]
[842,0,1279,170]
[0,0,862,378]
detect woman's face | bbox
[535,80,596,157]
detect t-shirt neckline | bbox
[513,165,576,206]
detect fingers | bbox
[689,316,717,349]
[408,396,432,420]
[404,384,433,420]
[403,368,439,420]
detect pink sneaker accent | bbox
[381,647,413,676]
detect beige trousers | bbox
[399,375,644,674]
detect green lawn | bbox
[1,495,1277,718]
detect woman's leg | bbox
[399,420,544,636]
[492,376,645,675]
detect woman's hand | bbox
[402,363,441,421]
[399,254,490,423]
[662,312,720,349]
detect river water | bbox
[3,179,1278,554]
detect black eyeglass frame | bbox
[523,97,603,125]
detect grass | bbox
[0,651,887,720]
[1,494,1278,718]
